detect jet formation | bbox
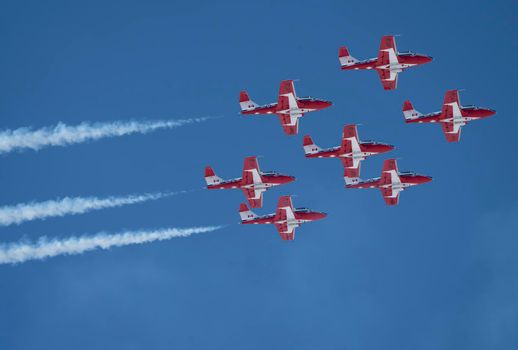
[205,35,495,240]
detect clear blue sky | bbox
[0,0,517,349]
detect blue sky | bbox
[0,0,517,349]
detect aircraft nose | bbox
[316,212,327,220]
[486,108,497,117]
[386,144,396,152]
[286,175,296,183]
[423,176,433,183]
[424,56,433,63]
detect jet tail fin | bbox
[239,91,258,112]
[239,203,257,222]
[338,46,359,67]
[204,166,223,186]
[344,176,360,185]
[303,135,321,155]
[403,100,423,121]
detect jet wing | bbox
[274,196,298,240]
[277,80,297,110]
[241,156,264,207]
[341,124,360,153]
[278,79,296,97]
[442,90,461,108]
[341,157,361,178]
[379,159,401,205]
[276,80,301,134]
[277,113,300,135]
[242,156,261,185]
[377,69,398,90]
[380,159,400,186]
[275,196,295,220]
[380,187,400,206]
[441,122,462,142]
[275,223,296,241]
[377,36,399,72]
[378,35,398,62]
[341,124,361,176]
[242,188,263,208]
[442,90,462,119]
[440,90,463,142]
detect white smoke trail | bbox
[0,192,177,226]
[0,118,208,154]
[0,226,221,264]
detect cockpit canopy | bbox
[399,51,417,56]
[298,96,330,103]
[361,140,380,145]
[400,171,418,176]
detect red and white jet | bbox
[338,35,432,90]
[239,195,326,241]
[346,159,432,206]
[303,124,394,185]
[403,90,496,142]
[239,80,332,135]
[205,156,295,208]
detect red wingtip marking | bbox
[380,35,396,50]
[443,90,460,105]
[279,80,295,95]
[239,203,249,212]
[278,196,292,207]
[382,159,398,172]
[243,156,258,171]
[343,124,358,139]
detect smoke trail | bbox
[0,118,208,154]
[0,226,221,264]
[0,192,178,226]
